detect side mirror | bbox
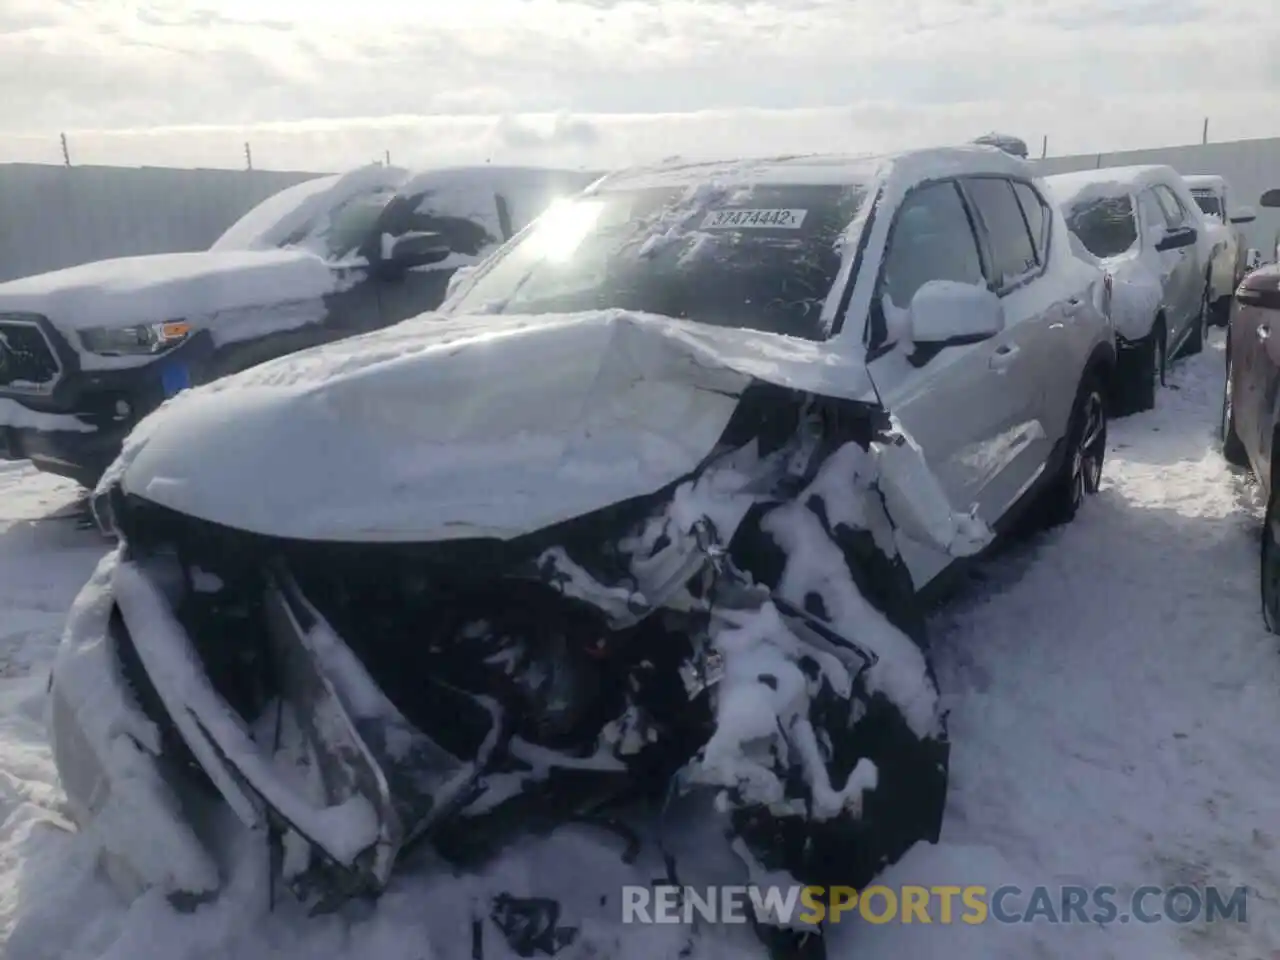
[382,231,452,271]
[1230,205,1256,224]
[1259,189,1280,208]
[1155,226,1197,252]
[905,281,1004,346]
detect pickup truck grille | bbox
[0,318,61,392]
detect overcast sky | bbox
[1,0,1277,170]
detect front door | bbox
[861,179,1036,584]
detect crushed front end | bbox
[52,384,954,953]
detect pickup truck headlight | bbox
[78,320,191,356]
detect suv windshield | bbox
[1191,191,1223,218]
[1065,195,1138,258]
[446,183,867,341]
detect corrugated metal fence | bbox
[0,163,325,283]
[2,136,1279,284]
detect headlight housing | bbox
[78,320,191,356]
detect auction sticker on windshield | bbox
[701,209,808,229]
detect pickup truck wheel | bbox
[1040,375,1107,528]
[1220,352,1249,467]
[1262,488,1280,634]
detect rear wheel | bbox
[1115,321,1164,416]
[1040,374,1107,527]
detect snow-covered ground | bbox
[0,331,1277,960]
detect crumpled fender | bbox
[872,415,993,559]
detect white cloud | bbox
[0,0,1277,170]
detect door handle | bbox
[989,344,1020,370]
[1258,324,1271,341]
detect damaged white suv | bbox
[50,146,1112,959]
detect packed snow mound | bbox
[0,249,337,330]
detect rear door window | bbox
[1137,190,1168,243]
[964,177,1038,288]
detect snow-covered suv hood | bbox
[0,248,338,331]
[106,310,875,542]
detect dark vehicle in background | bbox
[1220,188,1280,632]
[0,164,599,487]
[1045,165,1213,415]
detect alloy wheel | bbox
[1071,390,1107,509]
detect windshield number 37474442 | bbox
[701,208,809,229]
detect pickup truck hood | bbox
[108,309,875,543]
[0,248,338,331]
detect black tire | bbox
[1114,322,1164,416]
[1262,487,1280,635]
[1040,374,1107,527]
[1220,349,1249,467]
[726,486,946,951]
[1211,296,1231,329]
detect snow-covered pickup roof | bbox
[591,144,1034,192]
[211,164,412,252]
[1042,164,1175,209]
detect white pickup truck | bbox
[1184,174,1256,324]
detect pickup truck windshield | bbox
[1191,191,1223,219]
[1065,195,1138,259]
[446,183,866,341]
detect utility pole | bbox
[60,132,70,166]
[1041,135,1048,159]
[385,149,391,166]
[244,141,253,170]
[1202,117,1209,145]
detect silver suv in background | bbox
[1045,165,1213,414]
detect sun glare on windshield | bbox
[528,199,605,262]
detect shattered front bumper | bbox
[49,549,482,907]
